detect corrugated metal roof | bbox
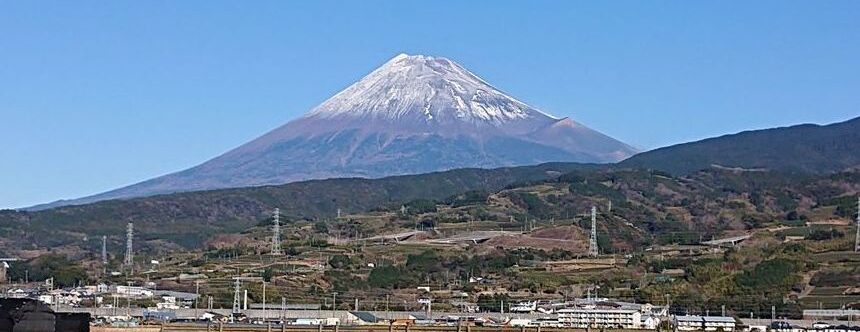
[350,311,379,323]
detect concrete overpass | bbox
[361,231,426,243]
[424,231,519,245]
[701,234,751,246]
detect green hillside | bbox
[0,162,596,253]
[620,116,860,175]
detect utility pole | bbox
[332,292,338,317]
[426,298,432,317]
[262,281,267,318]
[665,294,671,314]
[854,197,859,252]
[195,281,200,319]
[101,236,108,276]
[126,281,132,318]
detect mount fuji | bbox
[36,54,637,209]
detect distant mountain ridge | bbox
[7,116,860,253]
[620,116,860,175]
[35,54,635,210]
[4,163,598,251]
[4,161,859,255]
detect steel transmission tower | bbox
[271,208,283,255]
[588,206,598,257]
[232,278,242,313]
[124,222,133,273]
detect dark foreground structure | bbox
[0,299,89,332]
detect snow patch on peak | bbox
[306,53,557,128]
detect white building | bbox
[81,284,109,294]
[292,318,340,326]
[675,315,736,332]
[556,299,664,329]
[558,308,661,329]
[114,285,153,298]
[38,295,54,305]
[38,290,82,306]
[155,296,179,310]
[511,301,537,313]
[676,315,705,331]
[703,316,736,331]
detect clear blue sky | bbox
[1,1,858,209]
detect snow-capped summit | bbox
[307,53,554,130]
[43,54,638,208]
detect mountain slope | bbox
[4,163,859,256]
[2,163,596,251]
[40,54,635,209]
[620,116,860,175]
